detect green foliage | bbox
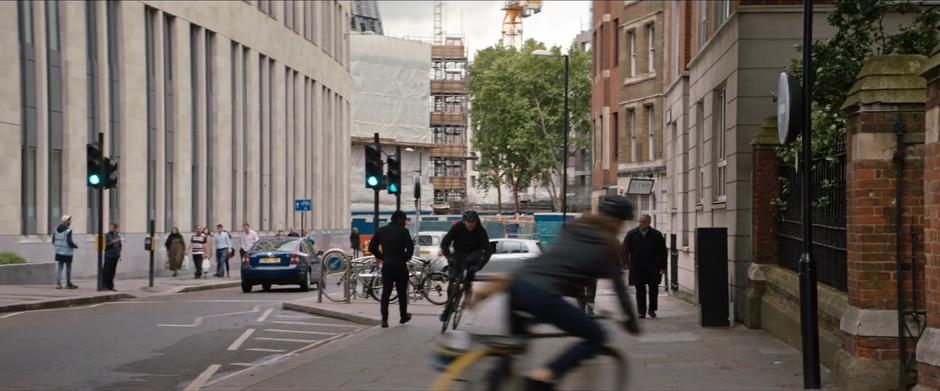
[0,252,27,265]
[779,0,939,166]
[469,39,592,212]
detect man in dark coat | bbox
[623,214,667,318]
[368,211,415,328]
[350,228,361,258]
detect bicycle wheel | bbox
[441,280,462,333]
[320,252,350,302]
[368,271,399,303]
[432,350,519,391]
[422,272,449,305]
[350,265,375,299]
[451,287,466,330]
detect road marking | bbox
[246,348,288,353]
[227,329,256,351]
[256,308,274,322]
[254,337,318,343]
[273,314,316,319]
[159,306,263,328]
[263,328,340,336]
[231,363,254,367]
[270,320,357,328]
[183,364,221,391]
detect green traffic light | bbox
[367,176,379,187]
[88,174,101,186]
[389,184,398,193]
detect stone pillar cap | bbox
[751,116,781,147]
[920,44,940,81]
[841,54,928,110]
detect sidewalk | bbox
[0,269,241,314]
[205,283,833,390]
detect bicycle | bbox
[440,264,471,333]
[321,254,380,302]
[368,257,449,305]
[431,313,628,391]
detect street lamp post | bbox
[532,50,569,226]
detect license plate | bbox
[260,258,280,264]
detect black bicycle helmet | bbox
[461,210,480,223]
[598,195,634,221]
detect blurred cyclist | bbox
[472,195,641,391]
[439,210,492,322]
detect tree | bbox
[469,40,592,213]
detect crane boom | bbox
[501,0,542,49]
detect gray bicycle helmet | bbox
[461,210,480,223]
[598,195,634,221]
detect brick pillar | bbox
[834,55,928,391]
[915,46,940,391]
[745,117,781,329]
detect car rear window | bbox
[251,239,292,252]
[276,240,300,252]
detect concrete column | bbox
[835,55,928,391]
[915,45,940,391]
[0,1,21,235]
[744,117,781,329]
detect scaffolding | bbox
[430,35,468,210]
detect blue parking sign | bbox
[294,199,311,211]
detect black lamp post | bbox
[532,50,569,225]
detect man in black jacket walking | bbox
[623,214,667,318]
[103,223,123,291]
[368,211,415,328]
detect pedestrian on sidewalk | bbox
[350,227,361,258]
[623,214,667,319]
[287,228,300,237]
[203,226,214,275]
[240,223,259,259]
[213,224,233,278]
[165,227,185,277]
[190,226,207,279]
[103,223,123,291]
[52,215,79,289]
[368,210,415,328]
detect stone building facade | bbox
[1,0,353,278]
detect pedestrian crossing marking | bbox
[263,328,341,336]
[246,348,288,353]
[254,337,318,343]
[270,320,358,328]
[227,329,256,351]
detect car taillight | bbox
[241,255,249,266]
[290,254,300,266]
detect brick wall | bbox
[926,73,940,329]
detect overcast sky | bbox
[377,1,592,60]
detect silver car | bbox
[476,238,543,279]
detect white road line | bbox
[159,306,263,328]
[273,314,315,319]
[256,308,274,322]
[253,337,318,343]
[270,320,357,328]
[246,348,288,353]
[230,363,254,367]
[263,328,340,336]
[183,364,221,391]
[227,329,256,351]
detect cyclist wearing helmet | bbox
[439,210,492,321]
[471,195,640,390]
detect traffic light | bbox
[87,143,103,188]
[103,157,119,189]
[386,150,401,195]
[364,142,383,189]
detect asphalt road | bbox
[0,286,365,391]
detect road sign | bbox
[294,199,312,212]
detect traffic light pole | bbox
[373,133,381,235]
[96,132,105,292]
[395,145,401,211]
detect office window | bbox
[592,31,598,74]
[715,88,727,200]
[698,0,707,48]
[145,7,158,225]
[613,19,620,66]
[695,101,705,204]
[647,24,655,74]
[647,105,655,160]
[108,1,121,225]
[285,0,294,31]
[164,15,175,231]
[86,1,99,233]
[205,31,215,227]
[19,1,37,234]
[612,112,619,161]
[231,42,239,229]
[599,24,605,70]
[672,1,680,79]
[242,47,249,225]
[47,1,64,232]
[629,109,637,162]
[190,26,199,228]
[259,55,266,229]
[715,0,731,29]
[628,30,636,77]
[285,67,291,226]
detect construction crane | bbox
[501,0,542,49]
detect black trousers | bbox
[380,264,409,320]
[103,256,120,290]
[635,283,659,314]
[192,254,204,278]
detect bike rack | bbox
[318,248,351,304]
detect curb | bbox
[171,281,241,294]
[0,292,134,314]
[282,301,382,326]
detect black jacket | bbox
[350,232,360,248]
[513,219,634,318]
[441,222,491,259]
[368,223,414,267]
[623,227,667,286]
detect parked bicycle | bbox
[431,313,628,390]
[320,254,379,302]
[369,257,449,305]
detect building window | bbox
[205,31,214,227]
[164,15,175,231]
[190,25,200,228]
[86,1,99,233]
[646,105,655,160]
[695,101,705,204]
[107,1,121,225]
[671,0,680,79]
[242,47,249,226]
[628,109,637,162]
[714,88,727,200]
[612,112,619,161]
[19,1,37,235]
[599,23,606,70]
[47,1,64,232]
[231,42,239,229]
[613,19,620,66]
[145,7,157,225]
[647,24,655,74]
[284,0,294,31]
[628,30,636,77]
[715,0,731,29]
[698,0,707,48]
[259,55,266,229]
